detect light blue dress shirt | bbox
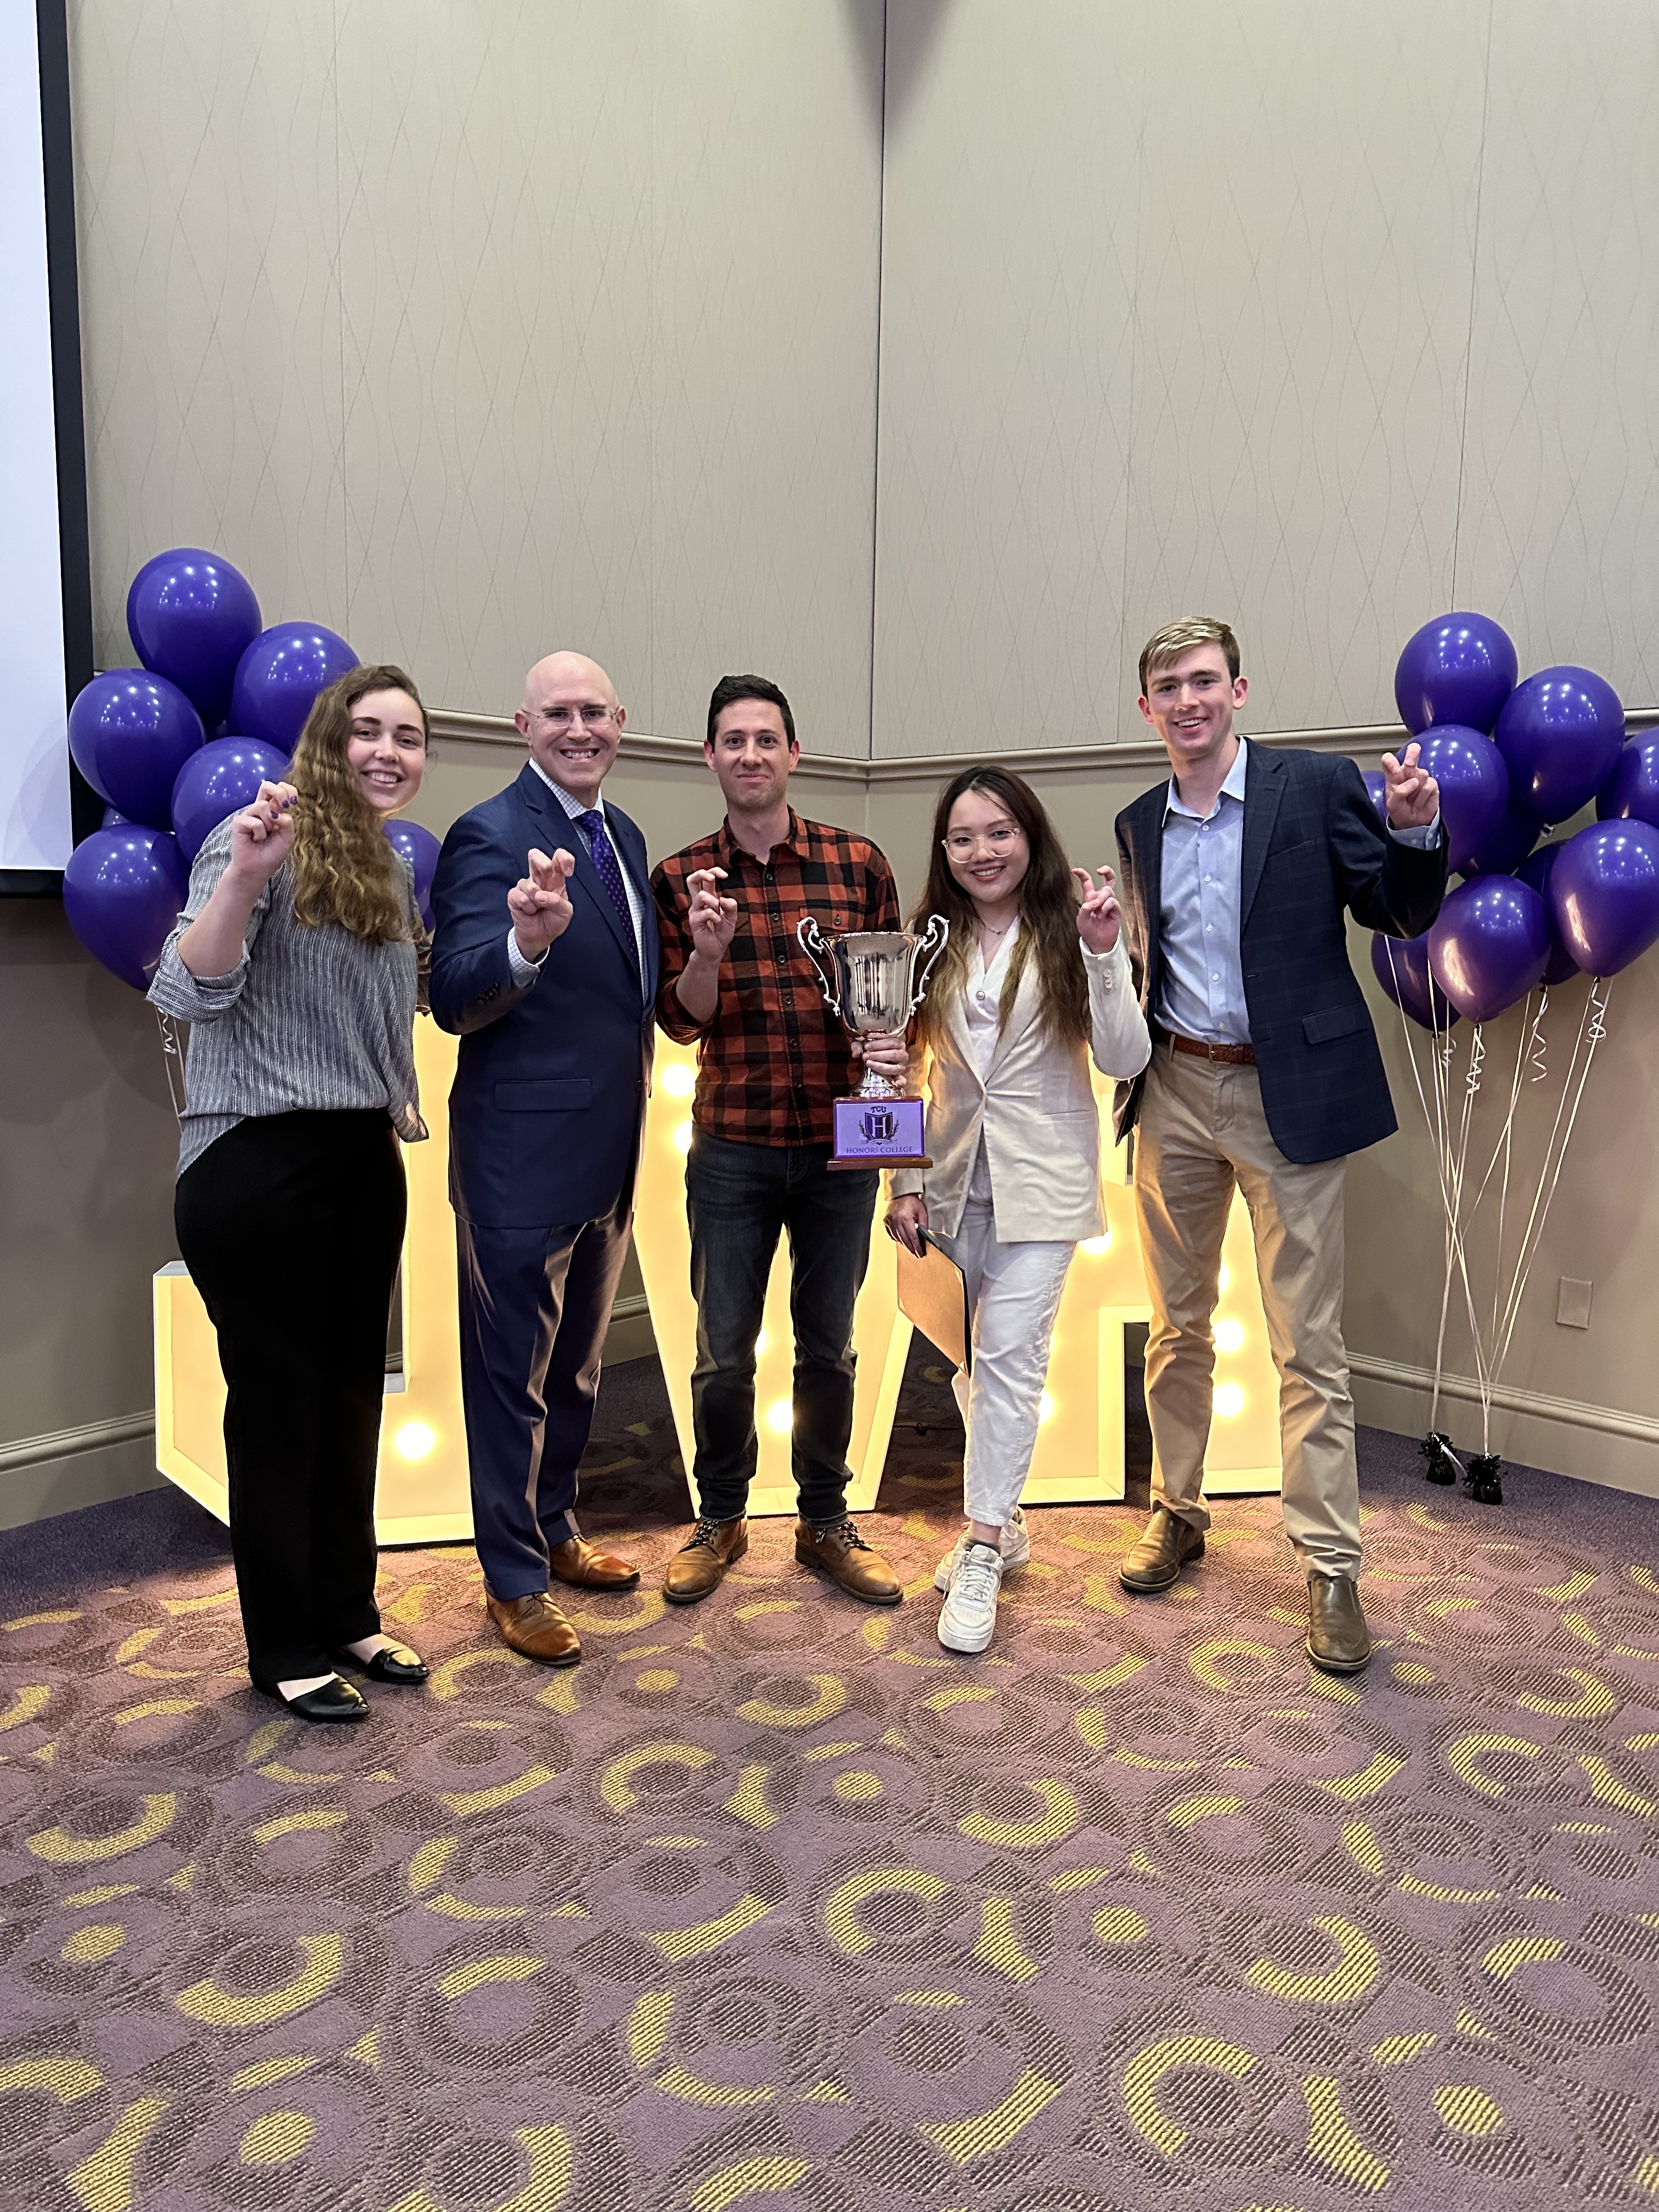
[1156,738,1441,1046]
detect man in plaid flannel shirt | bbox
[650,674,908,1607]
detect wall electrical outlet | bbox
[1556,1277,1593,1329]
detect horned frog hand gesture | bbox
[1073,864,1122,955]
[1380,741,1441,831]
[508,847,576,959]
[686,866,738,964]
[225,781,300,889]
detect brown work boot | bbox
[548,1534,640,1590]
[795,1516,902,1606]
[663,1516,748,1605]
[486,1591,581,1667]
[1306,1572,1372,1674]
[1118,1505,1206,1593]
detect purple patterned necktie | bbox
[578,809,640,974]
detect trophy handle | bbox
[907,913,950,1013]
[797,916,840,1016]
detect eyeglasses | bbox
[943,827,1024,860]
[532,704,617,732]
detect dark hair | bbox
[707,673,796,752]
[909,765,1088,1048]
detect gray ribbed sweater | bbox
[148,817,427,1176]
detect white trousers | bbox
[943,1197,1076,1527]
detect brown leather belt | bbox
[1156,1025,1256,1067]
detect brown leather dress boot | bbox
[794,1516,902,1605]
[1306,1573,1372,1673]
[486,1591,582,1667]
[547,1536,640,1590]
[1118,1504,1206,1592]
[663,1517,749,1605]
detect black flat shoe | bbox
[338,1642,428,1687]
[256,1675,369,1723]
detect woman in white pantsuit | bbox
[887,768,1151,1653]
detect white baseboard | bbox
[1348,1353,1659,1499]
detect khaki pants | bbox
[1133,1039,1361,1575]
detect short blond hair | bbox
[1138,617,1241,696]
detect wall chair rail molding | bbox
[0,1411,161,1530]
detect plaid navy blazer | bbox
[1112,744,1448,1165]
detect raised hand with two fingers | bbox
[225,780,300,889]
[509,847,577,960]
[686,866,739,966]
[1379,741,1441,831]
[1073,864,1122,955]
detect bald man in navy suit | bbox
[430,652,659,1666]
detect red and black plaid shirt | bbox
[651,810,902,1147]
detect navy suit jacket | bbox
[1113,745,1447,1165]
[428,764,659,1228]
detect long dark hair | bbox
[908,766,1088,1048]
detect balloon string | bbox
[1383,941,1468,1435]
[1527,988,1550,1083]
[153,1009,187,1127]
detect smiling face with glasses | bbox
[515,650,626,802]
[942,789,1030,924]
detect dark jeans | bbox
[174,1109,405,1686]
[456,1192,634,1600]
[685,1130,878,1523]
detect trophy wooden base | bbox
[828,1092,932,1170]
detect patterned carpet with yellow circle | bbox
[2,1346,1657,2211]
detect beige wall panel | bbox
[645,2,883,756]
[70,0,348,670]
[872,0,1142,758]
[334,2,658,716]
[1122,0,1487,732]
[1455,1,1659,700]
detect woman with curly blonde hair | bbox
[150,664,437,1722]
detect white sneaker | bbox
[933,1504,1031,1592]
[938,1541,1005,1655]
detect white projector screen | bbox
[0,0,87,879]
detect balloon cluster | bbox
[1371,611,1659,1027]
[61,550,440,989]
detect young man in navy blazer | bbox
[1113,618,1446,1674]
[430,651,657,1666]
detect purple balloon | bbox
[67,669,205,831]
[1371,929,1459,1030]
[383,817,440,931]
[230,622,359,754]
[1494,665,1625,824]
[62,825,188,991]
[1428,876,1551,1023]
[1595,734,1659,830]
[126,548,262,724]
[1394,611,1518,736]
[1550,818,1659,977]
[99,804,132,830]
[1362,769,1387,819]
[1514,843,1582,986]
[1413,725,1509,874]
[170,736,292,862]
[1458,792,1539,879]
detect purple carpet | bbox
[2,1345,1657,2211]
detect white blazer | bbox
[891,935,1151,1243]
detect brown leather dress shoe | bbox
[486,1591,582,1667]
[663,1517,748,1605]
[547,1535,640,1591]
[1306,1573,1372,1673]
[795,1516,902,1606]
[1119,1504,1206,1592]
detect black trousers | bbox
[174,1109,406,1685]
[685,1130,878,1523]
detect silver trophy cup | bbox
[797,916,949,1098]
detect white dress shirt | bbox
[506,759,648,997]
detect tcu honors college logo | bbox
[860,1107,896,1143]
